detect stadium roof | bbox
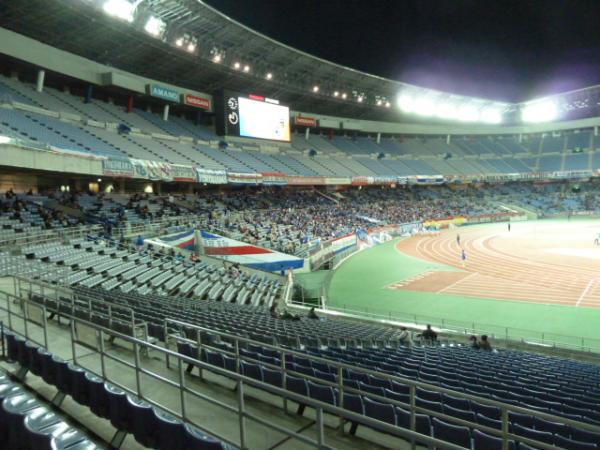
[1,0,600,124]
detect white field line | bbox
[576,279,595,307]
[437,271,479,294]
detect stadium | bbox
[1,1,600,449]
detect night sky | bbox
[204,0,600,102]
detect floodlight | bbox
[413,97,436,116]
[103,0,135,22]
[385,101,391,108]
[341,93,347,99]
[436,102,458,119]
[266,72,273,80]
[457,104,479,122]
[144,16,164,36]
[397,94,414,113]
[333,91,339,97]
[213,54,222,63]
[233,62,241,69]
[0,135,11,144]
[376,99,382,106]
[357,96,364,103]
[480,107,503,124]
[521,100,558,123]
[312,86,319,93]
[243,65,250,73]
[187,42,196,52]
[175,38,184,47]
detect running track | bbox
[396,229,600,308]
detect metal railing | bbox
[0,287,473,450]
[4,279,600,450]
[0,224,102,249]
[307,302,600,355]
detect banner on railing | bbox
[351,176,374,186]
[324,177,351,185]
[227,172,263,185]
[261,172,288,185]
[195,168,228,184]
[130,159,173,181]
[170,164,196,182]
[199,230,304,271]
[308,233,357,269]
[287,176,325,185]
[102,159,134,177]
[294,116,317,127]
[373,176,398,185]
[412,175,445,184]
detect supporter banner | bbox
[413,175,445,185]
[324,177,351,185]
[182,94,211,110]
[548,170,593,180]
[261,172,288,185]
[397,177,409,185]
[199,230,304,271]
[309,233,357,268]
[227,172,263,185]
[155,229,195,251]
[147,84,180,102]
[287,176,325,185]
[466,212,525,224]
[170,164,196,182]
[373,176,397,185]
[294,116,317,127]
[423,216,468,229]
[195,168,227,184]
[102,159,134,177]
[130,159,172,181]
[351,176,374,186]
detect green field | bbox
[326,237,600,350]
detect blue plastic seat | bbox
[472,428,516,450]
[261,367,283,387]
[184,423,225,450]
[240,361,263,382]
[552,434,597,450]
[443,404,476,423]
[571,426,600,445]
[132,402,159,447]
[155,408,186,450]
[363,397,396,426]
[416,397,444,414]
[307,381,337,406]
[512,423,554,445]
[442,393,470,411]
[106,384,133,432]
[395,406,432,440]
[3,394,44,449]
[432,417,471,449]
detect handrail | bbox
[7,278,600,449]
[0,290,473,450]
[311,302,600,355]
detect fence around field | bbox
[3,276,600,450]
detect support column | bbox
[36,70,45,93]
[446,134,451,145]
[518,133,523,143]
[118,178,125,194]
[85,85,93,104]
[594,126,598,137]
[376,132,381,144]
[305,127,310,140]
[127,96,134,113]
[163,104,170,121]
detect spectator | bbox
[135,235,144,250]
[479,335,492,351]
[398,327,413,346]
[419,324,437,343]
[269,303,279,319]
[307,307,319,320]
[469,335,480,349]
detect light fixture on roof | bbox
[397,94,414,113]
[175,37,184,47]
[521,100,558,123]
[213,54,222,63]
[413,96,436,116]
[187,42,196,52]
[233,62,241,70]
[385,101,391,108]
[312,85,319,93]
[266,72,273,80]
[480,107,503,124]
[243,65,250,73]
[376,99,382,106]
[144,16,165,37]
[333,91,339,97]
[103,0,135,22]
[357,96,364,103]
[0,135,11,144]
[341,93,347,99]
[457,103,479,122]
[436,101,458,119]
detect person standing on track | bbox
[461,249,467,268]
[456,234,461,246]
[508,222,511,232]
